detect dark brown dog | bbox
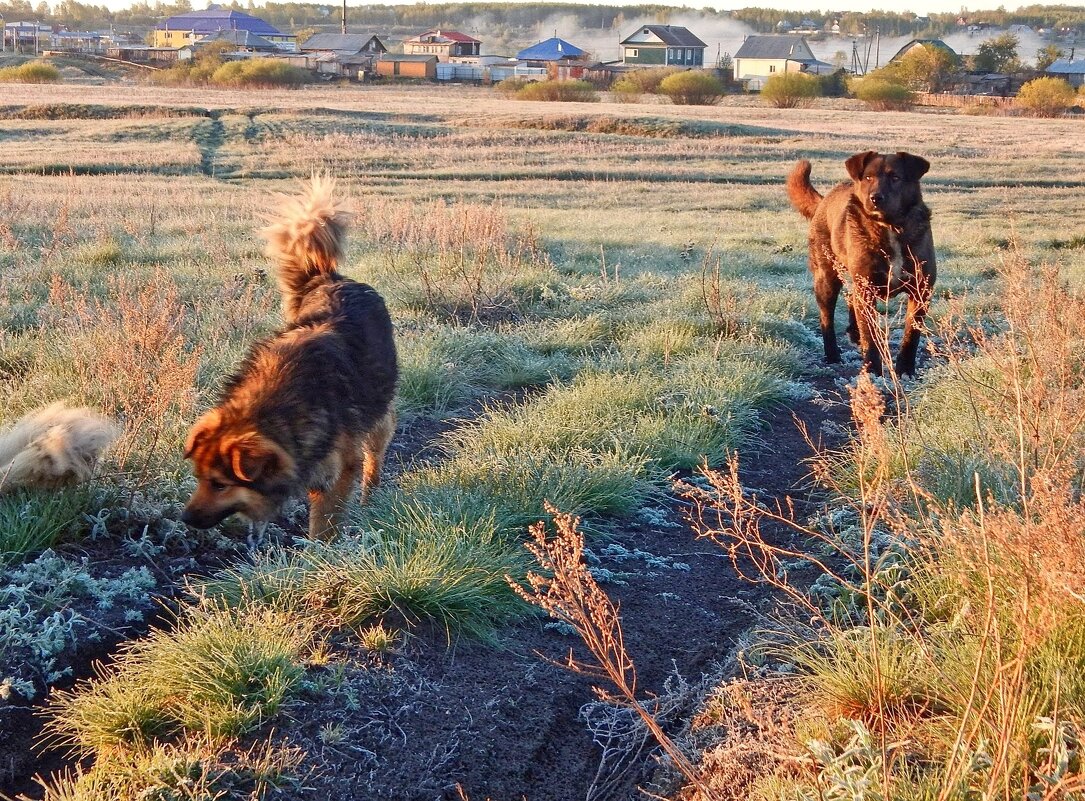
[182,177,398,539]
[787,151,936,376]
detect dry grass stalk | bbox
[354,195,545,322]
[43,269,202,476]
[510,503,709,795]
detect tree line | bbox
[2,1,1082,40]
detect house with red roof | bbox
[403,29,480,61]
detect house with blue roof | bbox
[516,37,587,65]
[154,5,295,52]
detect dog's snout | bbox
[870,192,885,207]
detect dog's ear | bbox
[225,435,296,485]
[183,410,221,459]
[895,152,930,181]
[845,151,878,181]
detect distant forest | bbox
[2,1,1083,38]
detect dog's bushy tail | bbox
[262,175,348,320]
[786,159,822,220]
[0,403,119,493]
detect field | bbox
[1,81,1084,800]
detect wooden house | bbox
[620,25,706,68]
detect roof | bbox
[620,25,706,48]
[158,5,286,37]
[406,29,480,44]
[1047,58,1085,75]
[301,33,383,52]
[516,37,586,61]
[889,38,959,62]
[733,35,812,60]
[195,29,277,50]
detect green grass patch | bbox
[0,486,102,566]
[46,604,313,752]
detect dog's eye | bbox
[889,174,901,183]
[210,479,228,492]
[865,175,876,181]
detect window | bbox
[685,48,692,60]
[769,64,776,72]
[627,48,638,58]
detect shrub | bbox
[760,72,820,108]
[658,70,725,106]
[852,77,915,110]
[210,58,310,88]
[609,76,643,103]
[495,76,529,95]
[615,67,681,94]
[1016,76,1076,117]
[0,60,61,83]
[516,79,598,102]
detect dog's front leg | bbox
[895,292,929,377]
[850,290,884,376]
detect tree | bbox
[876,46,958,92]
[1035,44,1064,71]
[972,32,1021,73]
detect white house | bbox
[732,34,832,89]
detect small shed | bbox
[889,38,959,64]
[376,53,437,79]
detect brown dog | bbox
[787,151,936,376]
[182,177,398,539]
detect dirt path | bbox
[281,373,850,801]
[0,376,848,801]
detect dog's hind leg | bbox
[360,409,396,505]
[309,451,362,540]
[813,269,843,364]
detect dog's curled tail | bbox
[262,175,348,318]
[786,159,822,220]
[0,403,119,493]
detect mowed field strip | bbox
[0,82,1083,799]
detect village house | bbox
[889,38,959,64]
[620,24,706,67]
[298,33,387,77]
[516,37,587,66]
[194,29,279,54]
[732,34,832,89]
[403,29,480,61]
[153,5,295,52]
[1046,54,1085,87]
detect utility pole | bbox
[341,0,346,35]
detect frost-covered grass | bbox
[2,82,1081,796]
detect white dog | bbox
[0,403,119,492]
